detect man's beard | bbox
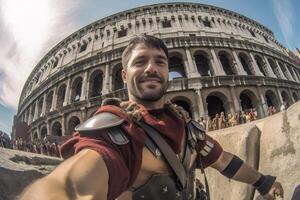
[129,76,168,102]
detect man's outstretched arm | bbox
[20,149,109,200]
[210,150,284,200]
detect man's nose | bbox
[144,61,158,74]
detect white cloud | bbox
[0,0,83,109]
[272,0,294,49]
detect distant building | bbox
[296,48,300,60]
[13,2,300,141]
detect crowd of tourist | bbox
[0,135,61,158]
[198,108,272,132]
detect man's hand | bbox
[263,182,284,200]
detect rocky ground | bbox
[0,148,62,200]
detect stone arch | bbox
[265,90,280,111]
[238,53,254,75]
[52,121,62,136]
[218,51,236,75]
[254,55,267,76]
[277,61,288,79]
[45,91,53,114]
[57,84,66,109]
[292,92,298,102]
[71,77,83,102]
[267,58,281,78]
[169,52,186,80]
[40,126,48,139]
[281,90,292,107]
[89,69,103,97]
[112,63,124,91]
[68,116,80,135]
[239,89,262,118]
[206,91,230,117]
[171,96,193,118]
[194,50,214,76]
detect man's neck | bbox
[129,95,165,110]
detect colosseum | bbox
[12,2,300,140]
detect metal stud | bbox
[162,186,168,193]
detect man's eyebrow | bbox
[155,55,168,60]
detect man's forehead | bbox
[131,43,167,58]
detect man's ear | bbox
[121,69,127,83]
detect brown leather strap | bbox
[134,120,187,190]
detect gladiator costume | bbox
[60,99,276,200]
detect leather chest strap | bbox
[134,120,187,190]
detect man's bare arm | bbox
[210,151,283,199]
[20,149,109,200]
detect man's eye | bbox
[135,60,146,66]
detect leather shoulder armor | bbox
[187,120,206,141]
[75,112,129,145]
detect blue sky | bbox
[0,0,299,136]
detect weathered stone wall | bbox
[200,101,300,200]
[0,148,62,200]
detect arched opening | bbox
[45,91,53,114]
[206,94,228,118]
[169,55,186,79]
[287,66,297,81]
[171,99,192,118]
[267,59,281,78]
[71,77,83,102]
[239,53,254,75]
[194,51,213,76]
[254,55,267,76]
[89,70,103,97]
[265,90,279,111]
[281,91,292,107]
[68,116,80,135]
[240,90,262,118]
[52,122,62,136]
[57,84,66,108]
[33,132,38,140]
[218,51,236,75]
[113,64,124,91]
[41,126,47,139]
[292,92,299,102]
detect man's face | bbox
[122,43,169,102]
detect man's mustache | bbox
[139,74,164,82]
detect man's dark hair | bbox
[121,34,169,69]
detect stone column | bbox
[283,63,294,81]
[61,115,66,136]
[275,60,286,79]
[34,101,39,121]
[276,88,284,105]
[210,48,226,76]
[232,50,247,75]
[41,94,47,116]
[229,85,241,113]
[263,56,276,78]
[185,48,200,77]
[249,52,264,76]
[46,120,51,136]
[50,86,58,112]
[37,128,41,140]
[102,63,110,94]
[257,86,267,117]
[80,71,88,101]
[292,68,300,82]
[28,106,32,124]
[195,89,205,119]
[63,78,71,106]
